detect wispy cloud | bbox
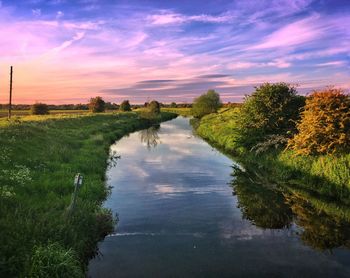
[148,11,233,25]
[317,61,346,67]
[32,8,41,17]
[249,15,322,49]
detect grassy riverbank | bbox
[194,108,350,204]
[0,111,176,277]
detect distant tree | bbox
[170,102,177,108]
[288,88,350,155]
[120,100,131,111]
[89,96,106,113]
[236,83,305,150]
[31,103,49,115]
[192,90,222,118]
[148,100,161,114]
[144,102,149,107]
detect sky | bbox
[0,0,349,104]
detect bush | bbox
[31,103,49,115]
[192,90,222,118]
[148,100,160,114]
[288,88,350,155]
[28,243,83,278]
[120,100,131,111]
[236,83,305,149]
[89,97,105,113]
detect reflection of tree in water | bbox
[232,166,293,229]
[284,193,350,251]
[139,125,160,150]
[231,164,350,250]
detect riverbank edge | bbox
[0,111,177,277]
[190,113,350,219]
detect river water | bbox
[89,117,350,277]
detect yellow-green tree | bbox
[288,88,350,155]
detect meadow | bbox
[0,111,176,277]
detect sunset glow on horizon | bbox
[0,0,349,104]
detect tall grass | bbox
[0,111,176,277]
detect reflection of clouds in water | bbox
[125,164,150,178]
[152,184,228,197]
[219,219,296,241]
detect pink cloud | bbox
[250,15,322,49]
[317,61,346,67]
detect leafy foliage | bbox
[31,103,49,115]
[236,83,305,150]
[120,100,131,111]
[192,90,222,118]
[148,100,161,114]
[288,88,350,155]
[88,97,105,113]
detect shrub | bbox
[236,83,305,149]
[192,90,222,118]
[28,243,83,278]
[148,100,160,114]
[89,97,105,113]
[120,100,131,111]
[288,88,350,155]
[31,103,49,115]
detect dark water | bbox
[89,117,350,278]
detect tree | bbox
[31,103,49,115]
[89,96,105,113]
[170,102,177,108]
[288,88,350,155]
[236,83,305,150]
[148,100,160,114]
[120,100,131,111]
[192,90,222,118]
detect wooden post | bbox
[67,173,84,215]
[8,66,13,120]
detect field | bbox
[0,109,98,118]
[161,107,192,117]
[0,111,176,277]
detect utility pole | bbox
[8,66,13,120]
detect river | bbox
[89,117,350,277]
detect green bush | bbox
[148,100,160,114]
[31,103,49,115]
[236,83,305,150]
[120,100,131,111]
[192,90,222,118]
[28,243,83,278]
[89,97,105,113]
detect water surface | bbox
[89,117,350,277]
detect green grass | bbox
[195,108,350,204]
[0,109,93,118]
[161,107,192,117]
[0,111,176,277]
